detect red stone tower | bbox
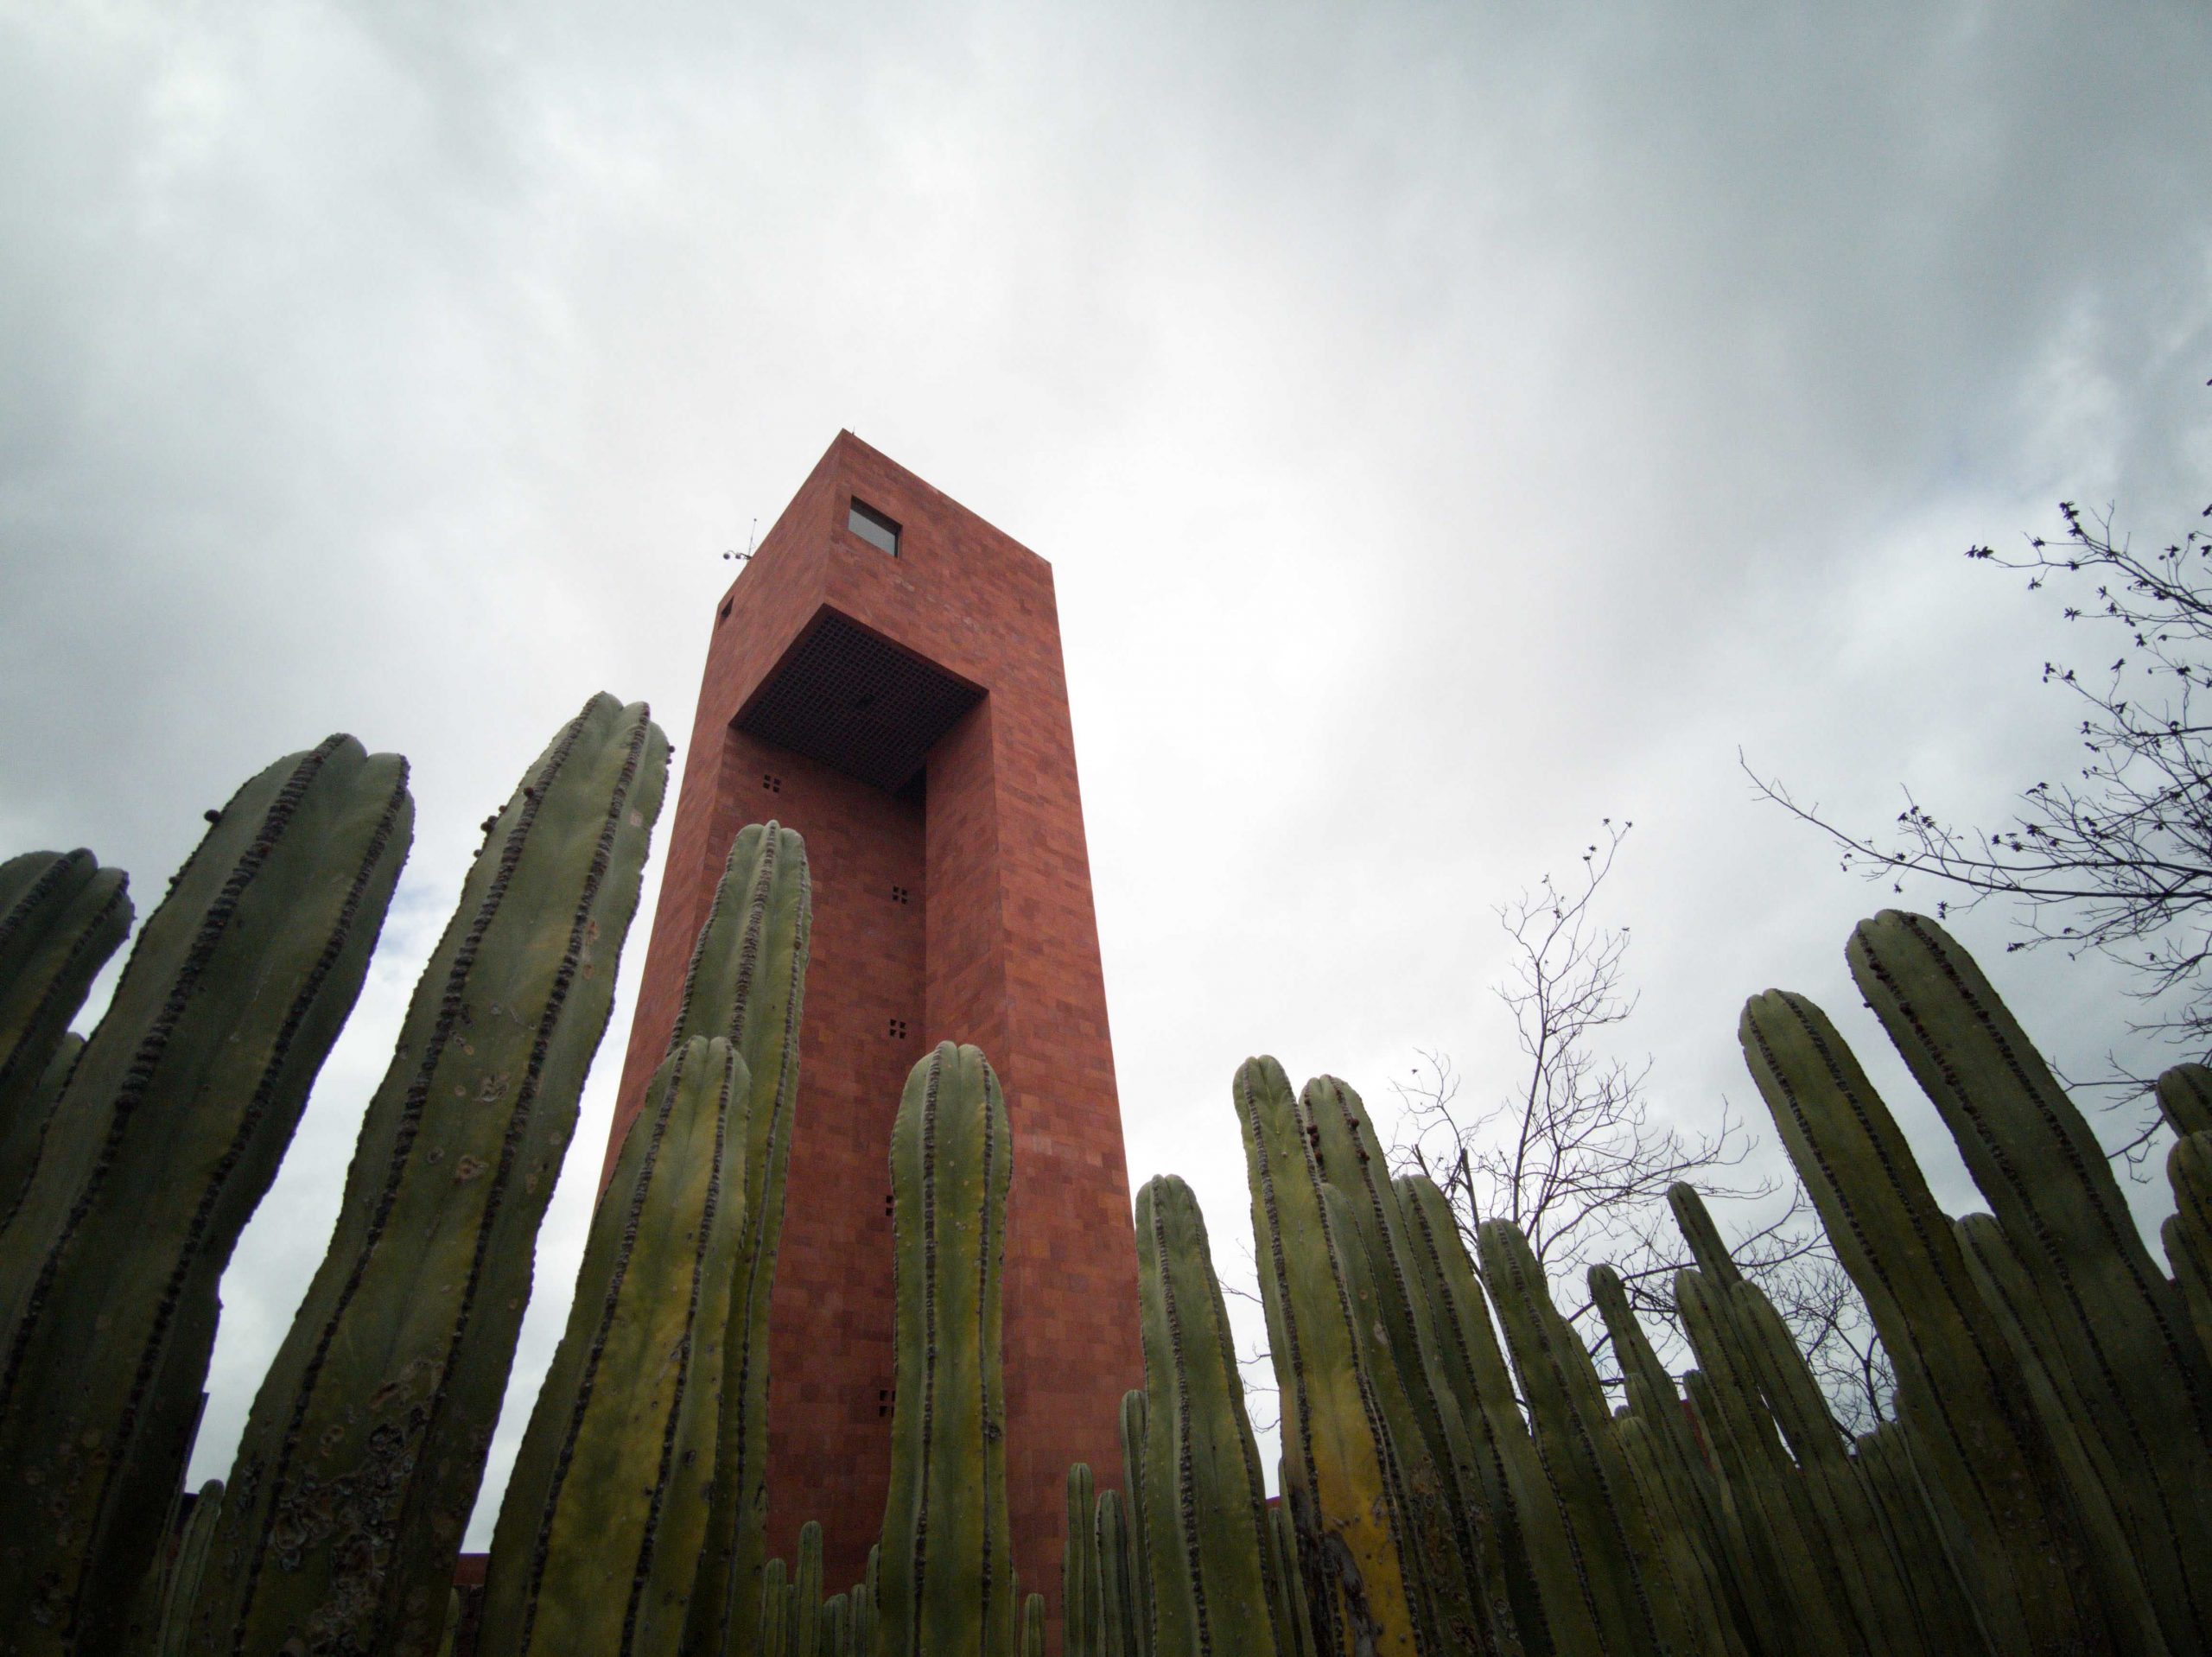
[604,432,1142,1603]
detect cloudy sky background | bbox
[5,0,2210,1551]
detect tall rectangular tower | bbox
[605,432,1142,1601]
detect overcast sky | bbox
[5,0,2209,1552]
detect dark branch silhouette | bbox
[1747,485,2212,1171]
[1391,821,1892,1430]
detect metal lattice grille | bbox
[738,610,982,790]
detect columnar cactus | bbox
[2158,1063,2212,1139]
[477,1036,748,1657]
[673,822,813,1657]
[759,1561,790,1657]
[1950,1210,2169,1650]
[2168,1133,2212,1373]
[1021,1594,1047,1657]
[1393,1174,1581,1656]
[1095,1488,1139,1657]
[874,1043,1016,1657]
[188,695,667,1657]
[1850,910,2212,1650]
[2,1032,79,1235]
[1266,1495,1318,1657]
[1671,1267,1854,1652]
[1231,1055,1420,1657]
[1300,1078,1518,1653]
[1590,1263,1759,1657]
[1479,1220,1722,1657]
[1738,986,2109,1656]
[1064,1463,1101,1657]
[854,1544,880,1657]
[1850,1420,1986,1654]
[1731,1277,1933,1655]
[0,848,130,1216]
[1133,1173,1288,1657]
[793,1521,824,1657]
[0,734,412,1652]
[154,1482,225,1657]
[1117,1389,1154,1657]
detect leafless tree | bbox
[1746,486,2212,1170]
[1391,821,1893,1432]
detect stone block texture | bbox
[603,432,1142,1614]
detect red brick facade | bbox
[603,433,1142,1611]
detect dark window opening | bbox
[762,773,783,794]
[849,499,901,557]
[888,1017,909,1040]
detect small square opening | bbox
[848,498,901,557]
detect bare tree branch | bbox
[1390,820,1893,1432]
[1745,489,2212,1173]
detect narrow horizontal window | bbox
[848,498,900,557]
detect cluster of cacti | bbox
[1033,908,2212,1657]
[752,1536,880,1657]
[14,682,2212,1657]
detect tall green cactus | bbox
[1738,986,2110,1656]
[1671,1267,1855,1653]
[1096,1488,1139,1657]
[1267,1495,1319,1657]
[1479,1220,1721,1657]
[851,1545,880,1657]
[874,1043,1016,1657]
[759,1560,790,1657]
[1850,910,2212,1649]
[1394,1174,1582,1657]
[1064,1463,1101,1657]
[793,1521,824,1657]
[2168,1133,2212,1372]
[675,822,813,1657]
[1300,1078,1518,1654]
[1134,1173,1288,1657]
[0,848,130,1216]
[1951,1211,2169,1653]
[1231,1055,1420,1657]
[0,735,412,1653]
[1021,1593,1047,1657]
[1735,1276,1937,1654]
[188,694,667,1657]
[1117,1390,1154,1657]
[2157,1063,2212,1139]
[1590,1262,1759,1657]
[3,1029,79,1228]
[1852,1421,1987,1655]
[478,1036,748,1657]
[154,1482,226,1657]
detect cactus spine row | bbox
[875,1042,1016,1657]
[1738,985,2107,1655]
[676,822,813,1657]
[1134,1173,1287,1657]
[1232,1054,1421,1657]
[0,735,412,1653]
[479,1036,748,1657]
[190,695,667,1657]
[0,848,130,1219]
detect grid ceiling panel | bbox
[738,611,982,790]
